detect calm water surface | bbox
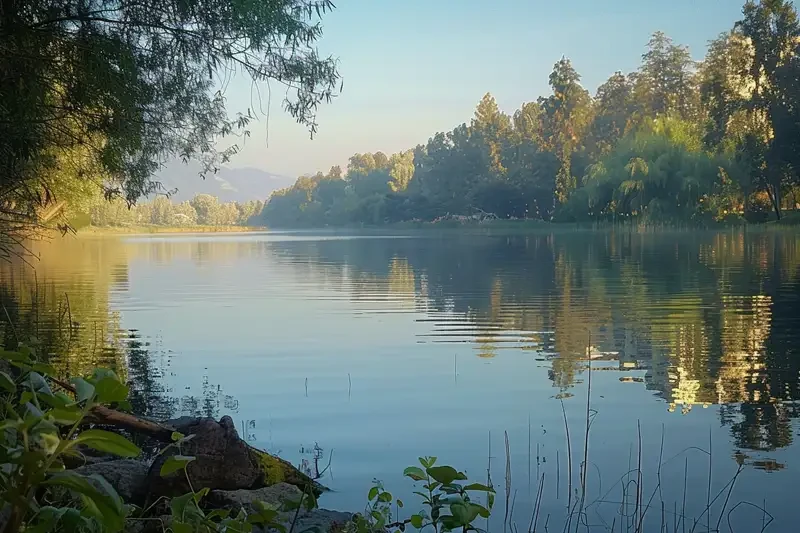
[1,229,799,531]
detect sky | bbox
[218,0,750,179]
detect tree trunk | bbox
[767,184,782,220]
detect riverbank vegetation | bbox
[82,195,264,231]
[260,0,800,228]
[0,0,339,254]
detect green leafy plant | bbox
[348,457,495,533]
[0,343,141,533]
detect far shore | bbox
[77,225,267,236]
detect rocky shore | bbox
[69,415,353,533]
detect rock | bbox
[73,459,150,504]
[125,515,171,533]
[280,509,353,533]
[249,447,327,496]
[148,416,326,498]
[147,415,261,496]
[206,483,303,511]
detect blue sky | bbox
[221,0,748,178]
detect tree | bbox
[189,194,221,225]
[472,93,512,176]
[150,196,174,225]
[539,58,593,204]
[736,0,800,218]
[589,72,636,156]
[634,32,699,120]
[389,151,415,192]
[0,0,340,246]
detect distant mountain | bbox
[152,160,296,203]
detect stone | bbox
[277,509,354,533]
[73,459,150,505]
[147,416,326,498]
[206,483,303,512]
[147,415,261,497]
[125,515,171,533]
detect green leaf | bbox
[172,520,193,533]
[170,493,195,521]
[0,350,28,362]
[378,491,392,503]
[450,502,471,525]
[75,429,141,458]
[71,378,95,403]
[463,483,494,493]
[94,377,129,404]
[419,456,437,468]
[28,372,53,396]
[439,515,462,530]
[404,466,427,481]
[427,466,467,485]
[31,363,56,376]
[397,499,404,508]
[470,503,491,519]
[160,455,195,477]
[171,431,185,442]
[49,406,83,425]
[193,487,210,504]
[206,509,231,521]
[367,486,379,501]
[44,472,125,531]
[410,514,424,529]
[0,371,16,393]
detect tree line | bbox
[87,195,263,228]
[260,0,800,228]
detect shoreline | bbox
[77,225,267,236]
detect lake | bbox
[1,229,799,532]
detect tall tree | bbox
[737,0,800,218]
[589,72,636,156]
[472,93,512,176]
[634,32,699,120]
[539,58,593,204]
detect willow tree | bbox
[0,0,341,246]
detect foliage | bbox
[0,343,141,533]
[347,457,494,533]
[259,1,800,229]
[0,0,340,247]
[0,339,322,533]
[89,194,263,228]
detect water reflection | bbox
[0,237,237,421]
[261,230,800,452]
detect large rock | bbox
[73,460,150,504]
[148,416,260,496]
[148,416,326,498]
[206,483,302,511]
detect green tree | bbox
[633,32,699,120]
[539,58,594,204]
[389,151,415,192]
[189,194,221,225]
[736,0,800,218]
[0,0,340,245]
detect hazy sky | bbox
[220,0,748,179]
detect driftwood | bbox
[48,376,184,442]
